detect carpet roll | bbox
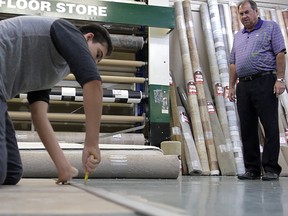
[16,130,146,145]
[19,142,180,179]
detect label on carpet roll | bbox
[215,83,223,96]
[194,71,204,84]
[187,81,197,95]
[207,102,216,114]
[224,86,230,99]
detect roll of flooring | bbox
[177,106,203,175]
[161,141,181,156]
[282,10,288,34]
[183,0,219,175]
[16,88,143,103]
[281,146,288,165]
[16,130,146,145]
[110,34,144,52]
[278,149,288,177]
[200,3,232,153]
[207,0,245,175]
[19,143,180,179]
[230,2,240,34]
[174,1,210,175]
[169,75,188,175]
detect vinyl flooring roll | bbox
[178,106,202,175]
[200,3,232,149]
[282,10,288,34]
[230,2,240,35]
[270,9,278,23]
[218,4,230,59]
[175,87,202,175]
[19,143,180,179]
[258,8,267,20]
[174,1,210,175]
[278,150,288,177]
[279,92,288,126]
[208,0,245,175]
[169,75,189,175]
[276,10,288,86]
[222,3,233,53]
[281,146,288,165]
[278,103,287,146]
[183,0,219,175]
[203,74,236,176]
[264,8,272,21]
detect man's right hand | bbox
[228,87,236,102]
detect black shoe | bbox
[262,172,279,181]
[238,172,261,180]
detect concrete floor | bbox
[0,176,287,216]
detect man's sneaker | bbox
[262,172,279,181]
[238,172,261,180]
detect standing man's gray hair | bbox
[238,0,258,11]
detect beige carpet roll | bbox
[110,34,144,52]
[161,141,181,156]
[19,143,180,179]
[9,111,145,123]
[16,131,146,145]
[230,2,240,34]
[169,75,189,175]
[65,74,146,84]
[99,59,146,67]
[281,146,288,165]
[278,149,288,177]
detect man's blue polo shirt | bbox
[230,18,286,77]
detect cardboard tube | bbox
[65,74,146,84]
[99,59,146,67]
[8,111,145,123]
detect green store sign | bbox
[0,0,175,28]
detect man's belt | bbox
[238,71,276,82]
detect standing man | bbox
[229,0,286,180]
[0,16,112,185]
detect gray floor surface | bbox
[1,176,287,216]
[75,176,288,216]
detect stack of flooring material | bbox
[18,142,180,179]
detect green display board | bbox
[149,84,170,147]
[149,84,170,123]
[0,0,175,28]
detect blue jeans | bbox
[0,95,23,185]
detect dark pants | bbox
[0,95,23,185]
[236,74,282,175]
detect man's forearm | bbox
[276,52,286,79]
[229,64,238,88]
[83,80,103,147]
